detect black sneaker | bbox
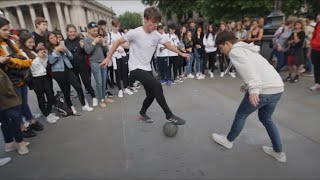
[106,91,114,97]
[139,114,154,123]
[29,122,44,131]
[167,115,186,125]
[290,76,299,83]
[284,76,292,82]
[23,128,37,138]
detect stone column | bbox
[42,3,52,30]
[3,8,11,24]
[16,6,26,28]
[64,4,71,24]
[29,5,37,29]
[55,2,66,37]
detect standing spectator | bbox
[184,31,195,78]
[46,31,94,113]
[193,25,205,79]
[203,23,217,78]
[32,17,48,49]
[177,25,187,79]
[234,21,247,42]
[285,19,306,83]
[65,24,98,107]
[84,22,114,108]
[156,24,170,85]
[248,20,264,46]
[19,33,59,123]
[309,15,320,91]
[304,15,316,76]
[168,24,182,84]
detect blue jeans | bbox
[90,61,107,101]
[227,93,283,152]
[157,56,170,81]
[194,48,203,73]
[15,85,33,122]
[0,107,24,143]
[274,50,286,72]
[186,52,194,75]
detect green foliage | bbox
[118,12,143,29]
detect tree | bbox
[118,12,143,29]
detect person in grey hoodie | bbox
[212,31,287,163]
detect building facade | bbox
[0,0,115,37]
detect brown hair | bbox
[144,6,162,22]
[111,18,120,27]
[35,17,47,28]
[294,19,305,29]
[215,31,238,47]
[66,24,77,32]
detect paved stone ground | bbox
[0,68,319,179]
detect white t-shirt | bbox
[108,31,126,59]
[124,27,165,71]
[167,33,179,56]
[156,33,170,57]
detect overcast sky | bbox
[98,0,148,16]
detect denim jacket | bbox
[48,49,73,72]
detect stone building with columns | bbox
[0,0,115,37]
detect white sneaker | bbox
[5,141,30,152]
[196,73,200,78]
[210,73,214,78]
[92,97,98,107]
[17,142,29,155]
[33,113,41,119]
[187,74,194,78]
[124,88,133,95]
[118,90,124,98]
[0,157,11,166]
[230,72,236,78]
[212,133,233,149]
[82,105,93,112]
[49,114,59,121]
[262,146,287,163]
[71,106,77,115]
[197,75,205,80]
[309,83,320,91]
[220,72,225,77]
[46,115,57,124]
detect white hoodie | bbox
[30,56,48,77]
[203,33,217,53]
[228,42,284,94]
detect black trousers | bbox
[312,49,320,84]
[107,66,115,88]
[53,69,86,108]
[33,75,54,117]
[0,107,24,143]
[204,51,217,73]
[130,69,173,119]
[170,56,180,79]
[115,57,129,90]
[73,64,96,98]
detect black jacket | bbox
[65,37,86,67]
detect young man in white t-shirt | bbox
[155,24,170,85]
[100,7,190,125]
[108,19,133,98]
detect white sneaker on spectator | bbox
[230,72,236,78]
[220,72,225,77]
[82,105,93,112]
[309,83,320,91]
[124,88,133,95]
[17,142,29,155]
[197,74,205,80]
[212,133,233,149]
[33,113,41,119]
[49,114,59,121]
[0,157,11,166]
[92,98,98,107]
[118,90,124,98]
[187,74,194,78]
[5,141,30,152]
[46,115,57,124]
[71,106,77,115]
[196,73,200,78]
[262,146,287,163]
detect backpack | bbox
[54,91,73,116]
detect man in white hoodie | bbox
[211,31,287,163]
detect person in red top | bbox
[310,15,320,91]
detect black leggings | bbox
[53,69,86,108]
[73,64,96,98]
[130,69,173,119]
[33,75,55,117]
[204,51,217,73]
[115,57,129,90]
